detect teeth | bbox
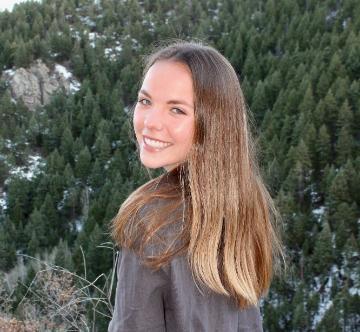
[144,137,171,149]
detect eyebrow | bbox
[139,89,193,108]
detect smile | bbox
[143,136,172,149]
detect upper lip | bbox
[143,135,171,144]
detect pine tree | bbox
[335,125,353,165]
[251,80,268,123]
[0,223,17,271]
[75,147,92,183]
[285,139,312,206]
[243,47,260,81]
[292,283,308,331]
[316,71,330,98]
[94,134,111,167]
[337,99,353,131]
[344,30,360,79]
[312,220,334,275]
[316,304,341,331]
[85,223,112,282]
[54,239,74,270]
[13,39,32,68]
[344,159,360,204]
[46,149,65,174]
[89,158,104,190]
[313,99,325,129]
[40,194,62,245]
[323,90,338,142]
[60,127,74,165]
[28,230,40,256]
[331,77,349,105]
[327,168,351,210]
[298,84,315,118]
[25,208,47,252]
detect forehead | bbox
[141,60,194,101]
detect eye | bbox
[171,107,186,115]
[138,98,151,106]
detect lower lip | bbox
[143,138,172,152]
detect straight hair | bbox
[112,40,284,308]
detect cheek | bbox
[172,120,195,148]
[133,109,143,136]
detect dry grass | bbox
[0,244,118,332]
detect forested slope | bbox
[0,0,359,330]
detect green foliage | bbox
[0,0,359,330]
[312,221,334,275]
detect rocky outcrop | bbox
[1,59,80,111]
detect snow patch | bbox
[313,265,338,328]
[0,191,7,211]
[70,81,81,93]
[349,286,360,296]
[9,155,45,180]
[54,64,81,93]
[75,219,84,232]
[55,64,72,80]
[70,27,81,41]
[312,205,325,222]
[3,69,15,77]
[326,10,338,21]
[4,139,14,149]
[79,16,96,28]
[104,42,123,61]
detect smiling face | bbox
[133,60,195,171]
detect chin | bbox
[140,157,165,169]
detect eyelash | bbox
[138,98,151,106]
[137,98,186,115]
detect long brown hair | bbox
[112,40,284,308]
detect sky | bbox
[0,0,41,12]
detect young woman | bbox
[109,40,283,332]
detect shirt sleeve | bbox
[108,248,168,332]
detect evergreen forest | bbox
[0,0,359,330]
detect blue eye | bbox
[138,98,151,105]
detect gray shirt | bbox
[108,248,263,332]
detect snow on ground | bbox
[87,31,106,48]
[4,139,15,149]
[313,267,335,327]
[57,189,69,210]
[88,32,97,47]
[349,269,360,296]
[55,64,72,80]
[312,205,325,222]
[70,80,81,92]
[54,64,81,93]
[0,191,7,211]
[104,42,123,61]
[326,10,338,21]
[3,68,15,77]
[9,155,45,180]
[79,16,96,28]
[349,286,360,296]
[69,26,81,40]
[314,294,333,327]
[75,218,84,232]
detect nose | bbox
[144,108,163,131]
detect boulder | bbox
[1,59,79,111]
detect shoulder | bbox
[126,191,188,267]
[163,255,263,331]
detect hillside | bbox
[0,0,359,330]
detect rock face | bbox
[1,59,80,111]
